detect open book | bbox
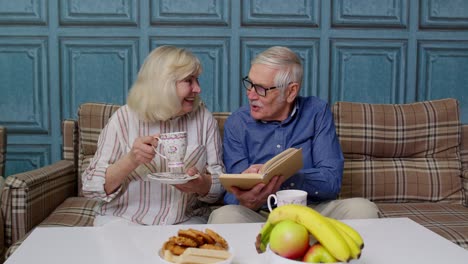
[219,148,303,192]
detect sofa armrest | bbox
[1,160,76,247]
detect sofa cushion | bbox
[77,103,120,196]
[333,98,462,202]
[39,197,98,227]
[378,203,468,249]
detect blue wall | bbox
[1,0,468,176]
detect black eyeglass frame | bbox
[242,76,278,97]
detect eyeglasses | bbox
[242,76,277,97]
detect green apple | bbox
[303,242,338,263]
[269,220,309,260]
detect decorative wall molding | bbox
[0,38,49,133]
[420,0,468,28]
[151,0,229,26]
[60,38,138,118]
[60,0,138,26]
[418,42,468,114]
[5,144,50,176]
[332,0,408,28]
[331,40,407,104]
[0,0,47,25]
[242,0,319,27]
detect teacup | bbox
[154,131,187,169]
[267,189,307,212]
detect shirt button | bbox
[290,183,295,187]
[315,191,319,195]
[276,144,281,148]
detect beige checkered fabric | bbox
[378,203,468,249]
[333,98,463,202]
[62,120,78,164]
[1,160,76,247]
[77,103,120,196]
[0,126,6,176]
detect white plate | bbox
[147,172,199,184]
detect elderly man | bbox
[209,46,379,223]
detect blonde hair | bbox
[252,46,303,90]
[127,45,202,122]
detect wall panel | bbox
[418,42,468,115]
[5,145,50,176]
[59,0,138,26]
[331,40,406,103]
[0,38,49,133]
[332,0,408,28]
[420,0,468,28]
[0,0,47,25]
[151,0,229,26]
[60,38,138,118]
[241,0,319,27]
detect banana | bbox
[326,217,364,250]
[259,204,352,262]
[326,218,361,259]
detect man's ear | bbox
[286,83,299,103]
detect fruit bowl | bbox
[266,244,360,264]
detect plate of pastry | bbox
[158,228,233,264]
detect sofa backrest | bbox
[332,98,463,203]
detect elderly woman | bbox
[82,45,225,226]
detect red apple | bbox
[269,220,309,260]
[303,242,338,263]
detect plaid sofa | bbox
[0,126,6,261]
[333,98,468,249]
[0,103,230,259]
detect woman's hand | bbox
[127,135,158,166]
[104,135,158,195]
[174,167,211,196]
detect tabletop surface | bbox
[5,217,468,264]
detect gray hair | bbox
[252,46,303,91]
[127,45,202,122]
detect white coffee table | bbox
[4,217,468,264]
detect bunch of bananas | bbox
[256,204,364,262]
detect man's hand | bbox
[231,175,284,211]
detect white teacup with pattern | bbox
[267,189,307,212]
[154,131,187,169]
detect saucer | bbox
[147,172,199,184]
